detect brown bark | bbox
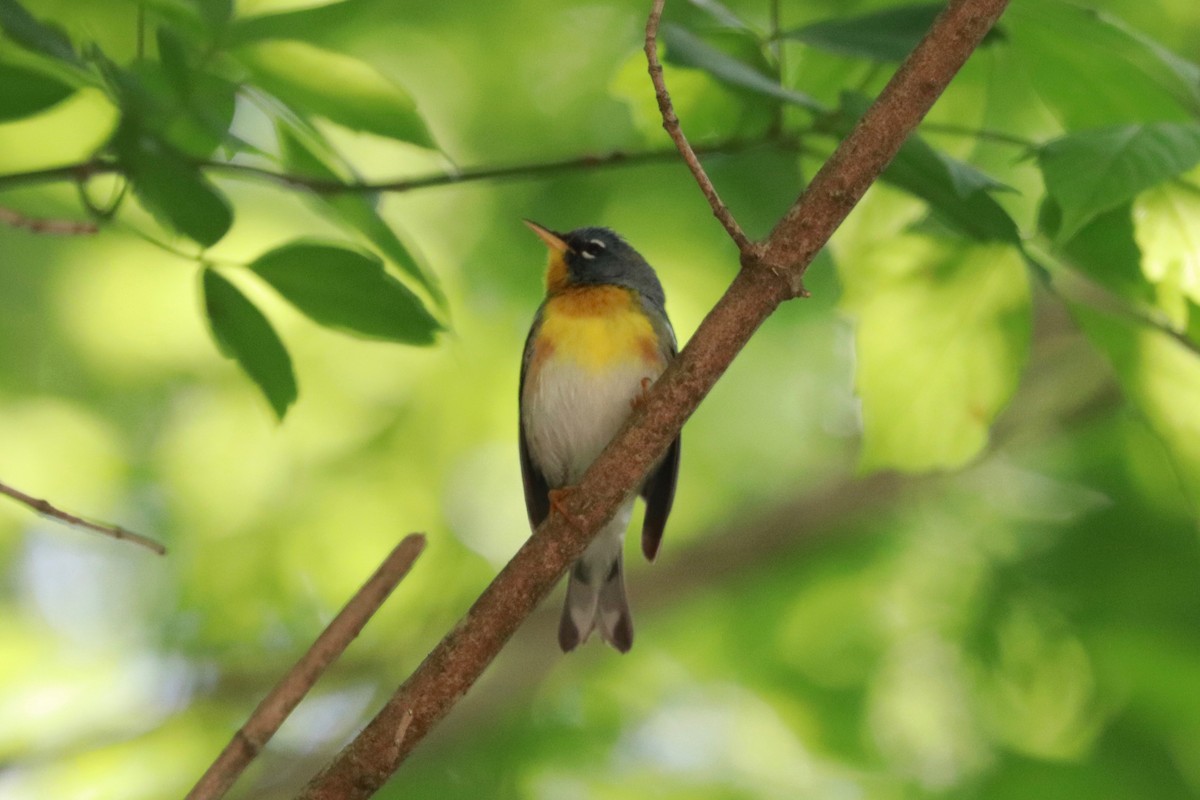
[298,1,1010,797]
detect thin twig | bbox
[0,479,165,555]
[297,1,1009,798]
[0,140,770,196]
[644,0,753,253]
[921,121,1035,148]
[0,205,98,235]
[1028,241,1200,358]
[185,534,426,800]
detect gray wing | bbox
[519,306,551,529]
[639,298,680,562]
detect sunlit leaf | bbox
[1133,182,1200,327]
[202,268,297,419]
[784,3,1003,62]
[1039,123,1200,242]
[234,39,436,148]
[225,1,360,44]
[662,23,822,112]
[1075,306,1200,505]
[248,241,440,344]
[840,237,1031,471]
[276,121,445,307]
[0,63,73,121]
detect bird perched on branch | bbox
[519,221,681,653]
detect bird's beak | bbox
[523,219,569,253]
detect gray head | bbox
[525,221,666,308]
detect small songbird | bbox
[519,221,681,653]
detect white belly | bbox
[522,356,662,486]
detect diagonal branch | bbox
[0,479,166,555]
[186,534,426,800]
[644,0,752,253]
[296,0,1009,798]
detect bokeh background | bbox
[2,0,1200,798]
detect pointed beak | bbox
[523,219,569,253]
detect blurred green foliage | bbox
[1,0,1199,798]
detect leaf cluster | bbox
[0,0,443,417]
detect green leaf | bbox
[226,1,362,44]
[839,237,1031,472]
[1074,306,1200,505]
[0,62,74,121]
[841,93,1019,242]
[1005,1,1200,127]
[1039,123,1200,242]
[234,40,436,148]
[1133,182,1200,326]
[687,0,755,32]
[118,130,233,247]
[1040,200,1152,307]
[0,0,79,64]
[276,121,445,307]
[1188,301,1200,350]
[248,241,440,344]
[157,26,192,92]
[784,3,1002,62]
[884,136,1019,243]
[202,268,297,420]
[197,0,233,29]
[662,23,823,112]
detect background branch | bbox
[0,139,779,196]
[0,206,98,235]
[186,534,426,800]
[0,479,166,555]
[297,0,1010,798]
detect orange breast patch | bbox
[536,286,661,372]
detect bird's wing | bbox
[519,306,551,528]
[639,299,680,562]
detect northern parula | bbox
[519,220,681,653]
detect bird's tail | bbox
[559,548,633,653]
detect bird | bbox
[519,220,681,653]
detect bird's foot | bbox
[548,487,585,528]
[629,376,654,411]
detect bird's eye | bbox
[579,239,607,260]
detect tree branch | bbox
[296,0,1009,798]
[644,0,753,252]
[0,479,166,555]
[0,140,774,196]
[186,534,426,800]
[0,205,98,235]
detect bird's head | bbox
[524,220,666,307]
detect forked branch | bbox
[298,1,1010,797]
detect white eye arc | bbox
[579,239,607,260]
